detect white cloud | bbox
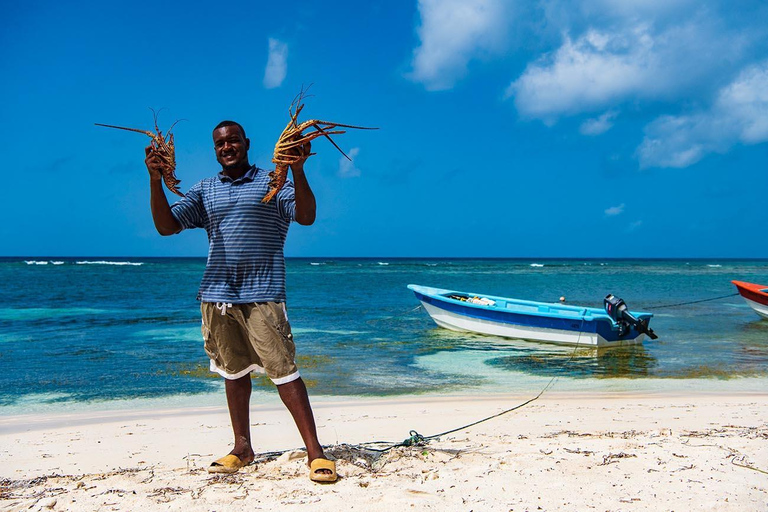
[407,0,511,91]
[605,203,625,216]
[580,110,618,135]
[637,61,768,168]
[627,220,643,232]
[338,147,361,178]
[720,63,768,143]
[507,26,662,120]
[507,13,749,122]
[263,38,288,89]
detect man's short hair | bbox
[214,120,246,139]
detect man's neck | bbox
[221,162,251,180]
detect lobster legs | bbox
[262,91,376,203]
[95,110,184,197]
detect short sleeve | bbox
[275,179,296,222]
[171,181,206,230]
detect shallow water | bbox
[1,257,767,413]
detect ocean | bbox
[1,258,767,414]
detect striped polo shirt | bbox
[171,166,296,303]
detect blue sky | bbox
[2,0,767,258]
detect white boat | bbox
[408,284,655,347]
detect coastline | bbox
[2,391,766,511]
[4,257,767,406]
[4,373,768,418]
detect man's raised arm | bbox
[146,146,182,236]
[289,141,316,226]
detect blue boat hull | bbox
[408,285,653,347]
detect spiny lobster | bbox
[263,89,376,203]
[96,109,184,197]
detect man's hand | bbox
[288,140,311,174]
[145,145,170,180]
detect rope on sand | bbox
[353,320,587,454]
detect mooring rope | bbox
[645,292,738,310]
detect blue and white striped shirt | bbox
[171,166,296,303]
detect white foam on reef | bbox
[530,263,544,267]
[51,261,65,265]
[377,262,389,266]
[76,261,143,266]
[310,262,325,266]
[708,264,722,268]
[25,260,49,265]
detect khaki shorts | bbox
[200,302,300,384]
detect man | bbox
[145,121,336,482]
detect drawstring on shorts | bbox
[216,302,233,315]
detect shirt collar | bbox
[218,165,258,184]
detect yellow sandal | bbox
[207,454,247,474]
[309,458,337,482]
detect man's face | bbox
[213,125,250,170]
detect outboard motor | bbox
[604,294,658,340]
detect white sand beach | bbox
[1,392,766,511]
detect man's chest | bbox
[202,180,270,218]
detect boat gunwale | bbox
[732,280,768,297]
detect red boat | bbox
[732,280,768,319]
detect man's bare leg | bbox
[277,377,331,473]
[224,375,255,463]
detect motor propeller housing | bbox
[604,294,658,340]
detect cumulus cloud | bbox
[605,203,625,216]
[407,0,511,90]
[581,110,618,135]
[507,12,749,122]
[508,26,663,121]
[637,61,768,168]
[263,38,288,89]
[338,147,361,178]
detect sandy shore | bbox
[1,392,766,511]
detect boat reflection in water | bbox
[485,343,656,378]
[424,330,657,378]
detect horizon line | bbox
[4,256,768,261]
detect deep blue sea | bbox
[1,258,767,414]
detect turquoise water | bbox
[1,258,767,413]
